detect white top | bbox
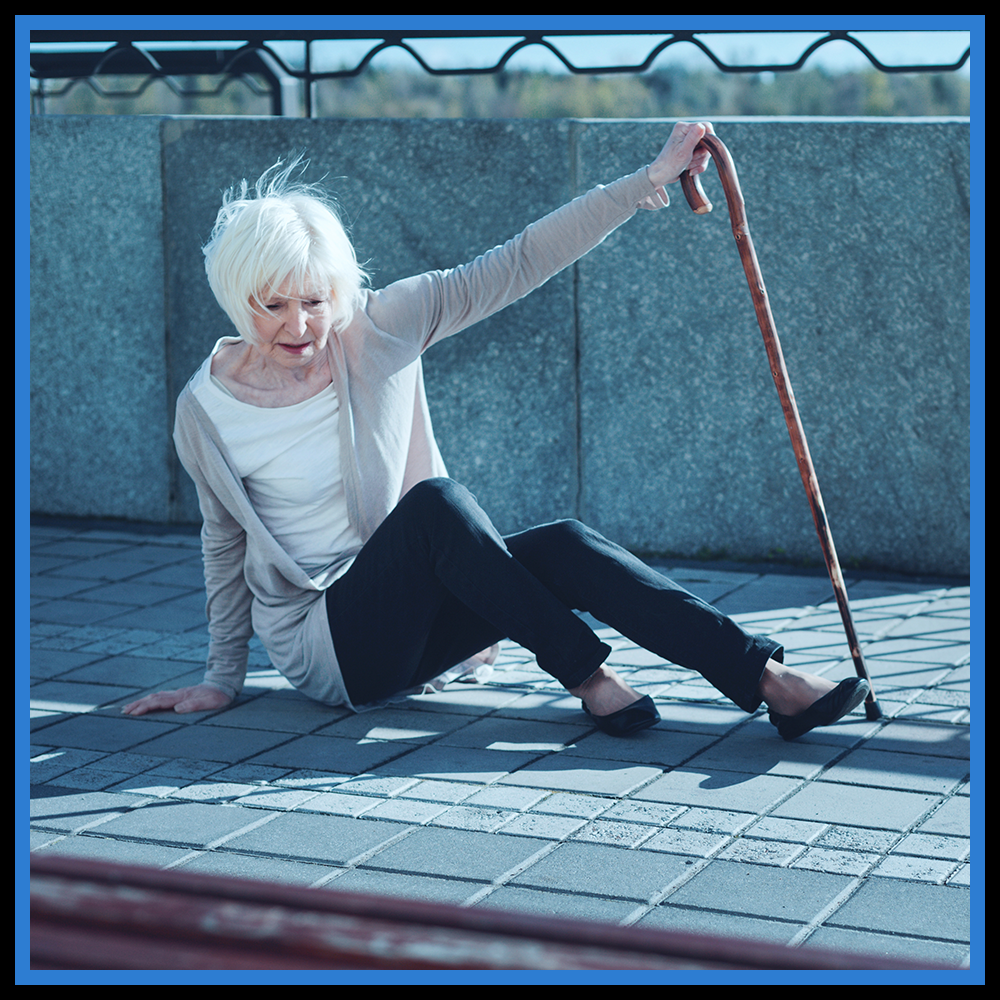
[191,339,362,588]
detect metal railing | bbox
[30,29,971,118]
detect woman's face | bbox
[250,275,335,370]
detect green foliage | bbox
[33,66,970,118]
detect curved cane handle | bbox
[680,166,713,214]
[680,133,745,229]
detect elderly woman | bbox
[124,122,867,741]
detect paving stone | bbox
[871,855,962,883]
[947,864,971,887]
[30,598,133,627]
[819,747,969,794]
[771,782,941,831]
[248,734,413,772]
[30,747,108,785]
[33,834,195,869]
[48,766,138,791]
[401,686,524,715]
[626,701,748,736]
[361,798,450,825]
[825,877,970,942]
[744,816,828,843]
[636,904,802,945]
[233,787,321,811]
[437,716,590,751]
[598,800,687,827]
[498,756,662,796]
[431,805,517,832]
[225,811,405,864]
[559,727,718,768]
[485,690,587,723]
[685,730,843,778]
[128,723,299,765]
[360,827,550,882]
[29,680,146,714]
[29,648,106,678]
[107,776,188,797]
[641,828,730,858]
[170,780,260,802]
[741,712,879,748]
[915,796,971,837]
[28,712,181,754]
[97,602,212,632]
[511,841,693,901]
[895,703,970,724]
[891,832,969,861]
[815,826,899,854]
[213,762,295,784]
[201,691,345,734]
[862,638,968,666]
[664,860,852,923]
[93,800,275,848]
[462,785,550,811]
[77,580,195,607]
[378,743,548,783]
[803,925,968,967]
[528,793,611,818]
[29,786,151,833]
[570,819,657,848]
[497,812,588,840]
[475,885,637,925]
[326,869,482,905]
[912,687,971,707]
[66,655,205,690]
[272,769,353,791]
[145,757,225,780]
[332,774,419,797]
[175,852,341,886]
[673,807,758,834]
[632,768,801,813]
[291,792,381,817]
[714,838,804,866]
[791,847,879,876]
[861,719,970,758]
[395,780,481,804]
[320,708,475,743]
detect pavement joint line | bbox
[160,849,208,870]
[457,838,566,908]
[326,821,422,870]
[203,808,283,851]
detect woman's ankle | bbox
[758,660,836,716]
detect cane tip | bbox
[865,700,884,721]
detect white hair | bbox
[202,156,369,345]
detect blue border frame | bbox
[17,14,983,986]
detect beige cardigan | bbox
[173,167,669,708]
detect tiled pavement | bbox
[26,520,975,969]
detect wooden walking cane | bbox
[680,133,882,720]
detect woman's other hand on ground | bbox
[646,120,714,190]
[122,683,233,716]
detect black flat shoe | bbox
[769,678,870,742]
[582,694,660,737]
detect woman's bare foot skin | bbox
[758,659,837,717]
[568,665,644,717]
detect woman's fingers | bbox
[122,684,231,716]
[647,121,714,188]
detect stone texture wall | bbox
[29,116,970,575]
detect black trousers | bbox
[325,478,781,708]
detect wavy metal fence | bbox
[30,29,971,117]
